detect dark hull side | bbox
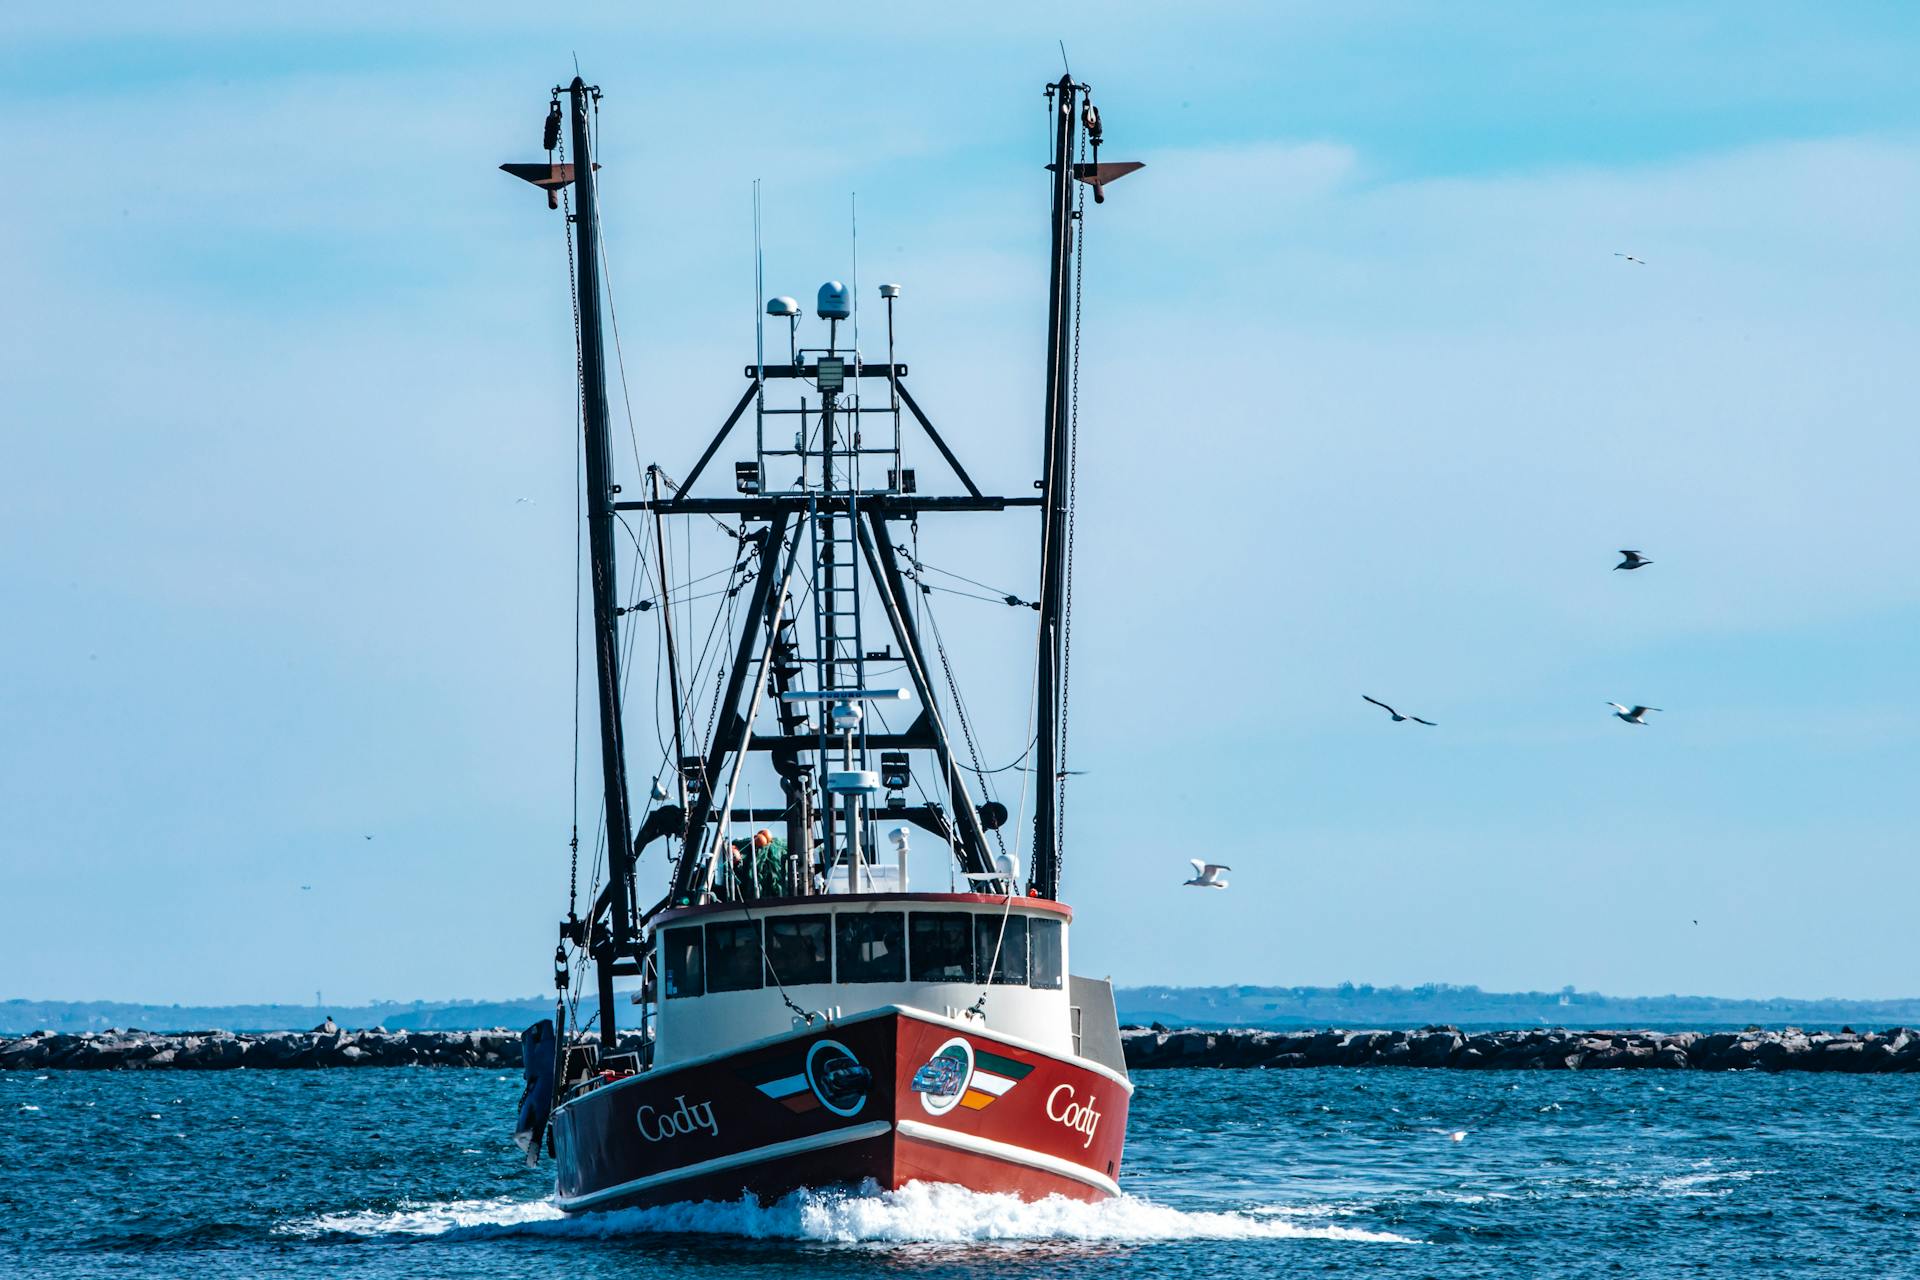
[550,1009,1129,1212]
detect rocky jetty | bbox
[1120,1025,1920,1072]
[4,1024,1918,1072]
[0,1027,642,1071]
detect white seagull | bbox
[1608,702,1661,725]
[1184,859,1230,889]
[1613,253,1647,265]
[1363,695,1435,726]
[1614,549,1652,571]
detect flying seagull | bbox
[1184,859,1230,889]
[1614,549,1652,571]
[1363,695,1435,726]
[1613,253,1647,264]
[1608,702,1661,725]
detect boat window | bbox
[704,920,763,993]
[663,926,704,999]
[835,912,905,983]
[909,912,974,982]
[974,913,1028,985]
[765,913,832,986]
[1028,917,1063,989]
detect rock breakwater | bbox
[4,1024,1918,1072]
[0,1027,642,1071]
[1120,1025,1920,1072]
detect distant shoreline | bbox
[4,1024,1916,1073]
[9,984,1920,1037]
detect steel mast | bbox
[1031,75,1081,903]
[564,76,637,1049]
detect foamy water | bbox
[292,1181,1415,1246]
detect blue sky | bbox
[3,3,1917,1006]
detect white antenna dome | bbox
[816,281,851,320]
[766,296,799,317]
[878,283,901,299]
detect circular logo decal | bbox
[917,1036,975,1116]
[805,1038,869,1117]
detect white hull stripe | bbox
[968,1071,1017,1097]
[895,1119,1120,1198]
[555,1121,893,1211]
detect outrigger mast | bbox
[507,78,635,1049]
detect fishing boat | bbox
[504,71,1141,1214]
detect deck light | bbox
[815,355,845,393]
[734,461,760,494]
[879,751,911,791]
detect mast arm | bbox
[675,382,761,496]
[893,383,983,499]
[666,511,794,902]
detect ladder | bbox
[807,395,872,878]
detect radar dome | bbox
[816,281,852,320]
[766,296,799,317]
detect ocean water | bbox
[4,1066,1916,1278]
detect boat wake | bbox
[290,1181,1415,1246]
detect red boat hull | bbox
[550,1008,1129,1211]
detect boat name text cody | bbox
[1046,1082,1102,1148]
[635,1096,721,1143]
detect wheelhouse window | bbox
[705,920,763,993]
[663,926,704,999]
[1029,917,1064,989]
[765,913,832,986]
[975,913,1029,985]
[836,911,905,983]
[909,912,973,982]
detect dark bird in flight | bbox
[1608,702,1662,725]
[1614,253,1647,264]
[1615,549,1653,571]
[364,835,374,840]
[1364,695,1435,726]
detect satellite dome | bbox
[816,281,852,320]
[766,296,799,317]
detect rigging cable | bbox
[896,545,1037,609]
[920,594,1007,857]
[966,619,1044,1019]
[556,114,590,1013]
[910,518,956,884]
[1056,101,1089,887]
